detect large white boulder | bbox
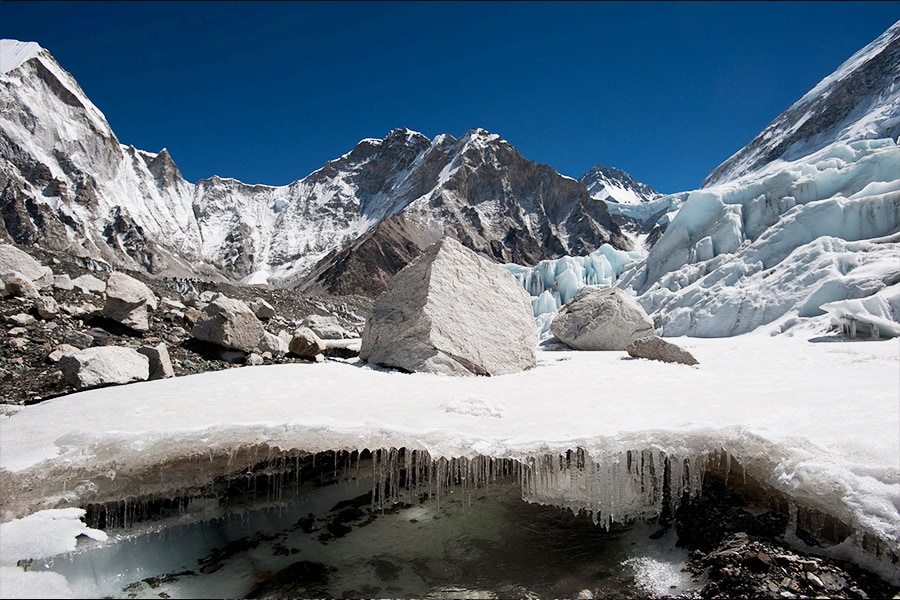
[360,237,537,376]
[191,294,268,352]
[551,287,654,351]
[58,346,150,390]
[0,244,53,289]
[72,274,106,294]
[102,272,158,332]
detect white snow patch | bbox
[0,40,42,74]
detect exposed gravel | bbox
[0,245,372,407]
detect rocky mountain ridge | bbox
[1,40,650,299]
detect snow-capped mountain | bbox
[0,40,629,297]
[579,164,661,205]
[703,21,900,187]
[616,20,900,337]
[298,129,632,297]
[578,164,676,247]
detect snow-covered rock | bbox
[550,287,655,351]
[58,346,149,390]
[704,21,900,187]
[580,164,662,206]
[191,295,268,353]
[102,272,158,332]
[1,41,631,296]
[360,237,537,376]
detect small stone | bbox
[289,327,325,358]
[183,308,202,328]
[48,344,80,363]
[34,295,60,320]
[626,335,699,365]
[53,274,74,290]
[103,272,158,332]
[7,313,35,326]
[8,337,28,349]
[806,572,825,589]
[63,330,95,349]
[138,343,175,380]
[250,298,277,320]
[71,274,106,294]
[2,273,39,298]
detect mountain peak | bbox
[703,20,900,187]
[461,127,502,145]
[0,39,44,74]
[579,164,661,205]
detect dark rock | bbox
[288,327,325,358]
[248,561,329,598]
[625,335,699,365]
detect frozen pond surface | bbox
[45,454,697,599]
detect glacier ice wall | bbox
[618,139,900,337]
[502,244,645,338]
[503,139,899,340]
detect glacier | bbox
[620,138,900,338]
[503,136,899,341]
[0,333,897,597]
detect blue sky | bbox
[2,2,897,193]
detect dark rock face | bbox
[298,214,426,299]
